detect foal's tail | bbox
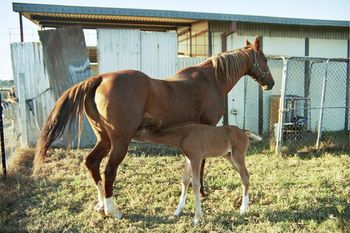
[245,131,262,142]
[33,76,103,175]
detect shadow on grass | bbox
[210,197,350,229]
[124,212,178,225]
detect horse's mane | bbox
[206,48,251,82]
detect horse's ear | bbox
[245,38,252,47]
[253,36,261,51]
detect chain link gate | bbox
[274,57,350,154]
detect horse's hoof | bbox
[112,212,123,220]
[105,211,123,220]
[174,209,182,216]
[95,203,104,213]
[239,207,248,215]
[193,218,200,225]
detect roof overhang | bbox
[13,2,350,30]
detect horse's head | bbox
[246,37,274,91]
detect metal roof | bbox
[13,2,350,29]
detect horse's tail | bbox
[33,76,103,175]
[245,130,262,142]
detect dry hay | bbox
[6,147,35,176]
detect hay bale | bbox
[7,147,35,176]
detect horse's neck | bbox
[198,49,251,95]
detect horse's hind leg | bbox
[103,136,130,219]
[226,150,250,214]
[84,136,111,212]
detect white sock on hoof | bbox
[104,197,123,219]
[95,181,104,212]
[240,195,249,214]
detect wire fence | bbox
[273,57,349,154]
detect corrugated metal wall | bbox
[10,42,55,146]
[98,29,178,79]
[141,31,177,79]
[237,22,349,40]
[97,29,141,74]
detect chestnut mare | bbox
[34,37,274,219]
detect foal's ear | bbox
[253,36,261,51]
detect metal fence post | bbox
[275,57,288,155]
[316,59,330,149]
[0,93,6,178]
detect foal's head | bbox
[246,37,274,91]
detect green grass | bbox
[1,146,349,232]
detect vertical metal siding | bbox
[10,42,55,146]
[141,31,177,79]
[97,29,141,74]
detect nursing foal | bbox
[135,124,261,224]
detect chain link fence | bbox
[230,56,349,155]
[273,57,349,154]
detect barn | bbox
[11,2,349,153]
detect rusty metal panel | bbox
[97,29,141,74]
[141,31,177,79]
[39,26,91,98]
[39,26,95,147]
[10,42,55,146]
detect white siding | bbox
[141,31,177,79]
[264,37,305,57]
[97,29,178,79]
[97,29,141,74]
[309,39,348,58]
[309,39,348,131]
[10,42,55,146]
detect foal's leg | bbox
[190,157,203,224]
[103,137,130,219]
[199,159,206,198]
[226,151,250,214]
[174,157,191,216]
[84,137,110,212]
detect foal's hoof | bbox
[95,203,104,213]
[174,208,183,217]
[193,218,200,225]
[105,212,123,220]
